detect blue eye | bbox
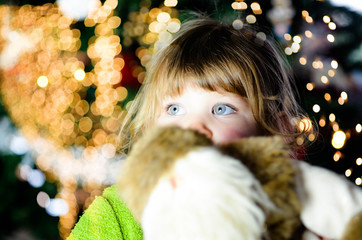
[213,104,236,115]
[167,104,185,116]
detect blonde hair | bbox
[120,17,312,152]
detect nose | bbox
[182,117,213,140]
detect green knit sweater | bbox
[67,185,143,240]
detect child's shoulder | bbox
[67,185,142,240]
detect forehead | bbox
[161,84,246,103]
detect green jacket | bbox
[67,185,143,240]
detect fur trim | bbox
[142,147,274,240]
[219,136,302,239]
[118,127,212,221]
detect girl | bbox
[120,17,310,153]
[68,17,362,240]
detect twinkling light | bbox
[306,82,314,91]
[357,158,362,166]
[250,2,262,14]
[74,69,86,81]
[341,91,348,101]
[300,56,307,65]
[324,93,331,102]
[308,133,316,142]
[328,22,336,30]
[37,76,49,88]
[0,2,129,238]
[333,151,342,161]
[332,130,346,149]
[323,15,331,23]
[331,59,338,69]
[164,0,178,7]
[298,117,313,132]
[284,33,292,41]
[293,35,302,43]
[305,30,313,38]
[327,34,335,42]
[321,75,329,84]
[328,69,335,77]
[312,104,321,113]
[246,15,257,24]
[231,1,248,10]
[345,168,352,177]
[319,117,326,127]
[356,178,362,186]
[329,113,336,122]
[356,124,362,133]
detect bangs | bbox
[152,45,248,99]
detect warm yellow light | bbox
[331,130,346,149]
[324,93,331,102]
[338,97,344,105]
[328,69,335,77]
[312,59,323,69]
[328,22,336,30]
[284,33,292,41]
[356,158,362,166]
[323,15,331,23]
[293,35,302,43]
[341,91,348,101]
[302,10,309,17]
[308,133,316,142]
[331,60,338,69]
[164,0,178,7]
[298,118,313,132]
[37,76,49,88]
[356,178,362,186]
[306,83,314,91]
[333,151,341,161]
[327,34,335,42]
[329,113,336,122]
[74,69,86,81]
[79,117,93,133]
[321,75,329,84]
[305,30,313,38]
[246,15,257,24]
[345,169,352,177]
[305,16,313,23]
[167,20,181,33]
[356,124,362,133]
[319,117,326,127]
[299,57,307,65]
[157,12,171,23]
[332,122,339,132]
[250,2,261,11]
[312,104,320,113]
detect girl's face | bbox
[156,85,260,144]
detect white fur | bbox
[293,160,362,239]
[142,147,275,240]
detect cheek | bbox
[214,125,259,144]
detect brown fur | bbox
[340,211,362,240]
[118,127,212,221]
[118,127,302,238]
[219,137,302,239]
